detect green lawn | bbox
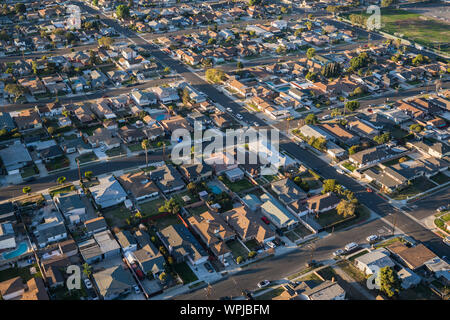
[154,214,182,230]
[390,176,437,200]
[187,204,209,216]
[255,287,286,300]
[138,198,166,217]
[244,239,261,251]
[0,264,41,282]
[342,162,356,172]
[352,8,450,54]
[50,185,75,197]
[221,176,254,193]
[336,260,366,283]
[299,171,322,190]
[173,262,198,285]
[348,249,370,262]
[226,239,249,260]
[106,146,126,157]
[298,273,323,287]
[128,143,143,152]
[315,266,338,281]
[374,236,407,249]
[21,165,39,179]
[102,205,133,227]
[315,209,354,229]
[76,152,98,164]
[45,156,70,172]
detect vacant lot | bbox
[139,198,166,217]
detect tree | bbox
[409,124,423,133]
[4,84,26,102]
[92,0,99,6]
[345,100,360,112]
[47,126,55,135]
[237,61,243,69]
[412,54,429,66]
[163,67,170,74]
[248,0,261,5]
[205,68,225,84]
[350,52,371,71]
[322,179,337,194]
[305,113,318,125]
[98,36,114,48]
[348,145,359,155]
[15,3,26,14]
[141,139,149,167]
[373,132,391,145]
[207,38,216,46]
[167,256,174,265]
[321,62,342,78]
[187,182,197,194]
[306,21,313,31]
[23,186,31,194]
[57,176,66,185]
[236,256,243,264]
[379,266,401,298]
[276,45,285,54]
[306,47,316,59]
[83,263,92,277]
[381,0,394,7]
[85,171,93,180]
[159,272,167,282]
[248,251,257,259]
[115,5,130,20]
[159,198,180,215]
[305,71,317,82]
[336,199,357,217]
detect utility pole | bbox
[391,214,397,236]
[76,158,81,182]
[162,142,166,162]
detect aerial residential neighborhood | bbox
[0,0,449,307]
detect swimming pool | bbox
[2,242,29,260]
[210,185,222,195]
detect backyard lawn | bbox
[187,204,209,216]
[0,264,41,282]
[221,176,254,193]
[138,198,166,217]
[102,205,133,227]
[172,262,198,285]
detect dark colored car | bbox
[261,217,270,225]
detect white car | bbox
[444,236,450,247]
[226,107,233,112]
[366,235,378,243]
[266,241,276,249]
[344,242,358,252]
[333,249,344,257]
[257,280,270,288]
[133,285,141,294]
[236,114,243,120]
[84,278,93,289]
[253,122,260,127]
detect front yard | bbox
[226,239,249,261]
[76,152,98,164]
[389,176,437,200]
[45,156,70,172]
[106,146,126,157]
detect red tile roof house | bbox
[227,79,252,98]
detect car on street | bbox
[366,235,378,243]
[437,205,448,212]
[204,263,214,273]
[226,107,233,112]
[444,236,450,246]
[333,249,344,257]
[236,114,243,120]
[84,278,93,289]
[253,122,260,127]
[133,285,141,294]
[366,187,373,192]
[344,242,359,253]
[257,280,270,288]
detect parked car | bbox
[261,216,270,225]
[366,235,378,243]
[344,242,359,252]
[133,285,141,294]
[84,278,93,289]
[366,187,373,192]
[236,114,243,120]
[444,236,450,247]
[253,122,260,127]
[437,205,448,212]
[257,280,270,288]
[333,249,344,257]
[266,241,276,249]
[226,107,233,112]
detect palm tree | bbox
[141,139,149,167]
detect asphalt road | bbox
[405,187,450,221]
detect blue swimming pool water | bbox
[210,185,222,195]
[2,242,29,260]
[277,86,290,92]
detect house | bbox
[149,165,186,194]
[211,112,234,128]
[205,152,239,175]
[39,145,64,162]
[291,192,340,217]
[349,145,398,168]
[53,192,86,224]
[222,205,275,245]
[131,90,157,107]
[74,105,95,123]
[117,125,146,144]
[321,123,360,146]
[116,230,137,253]
[89,175,127,209]
[301,280,346,300]
[299,124,334,141]
[132,230,165,276]
[398,268,421,290]
[13,109,42,131]
[0,112,16,131]
[271,178,307,205]
[86,128,121,150]
[0,142,32,174]
[347,119,379,138]
[117,171,159,201]
[92,265,135,300]
[84,217,108,236]
[153,86,179,104]
[260,193,299,230]
[179,162,213,183]
[227,79,252,98]
[160,115,193,134]
[354,249,396,275]
[224,167,245,182]
[407,140,450,159]
[0,202,16,224]
[387,243,437,271]
[92,99,116,119]
[424,257,450,284]
[94,230,121,259]
[188,211,236,260]
[0,277,25,300]
[158,224,208,265]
